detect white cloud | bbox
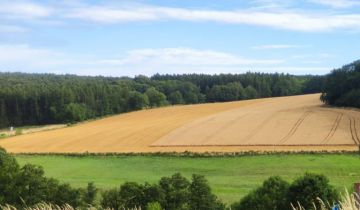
[64,6,159,23]
[0,2,52,19]
[308,0,360,8]
[0,44,70,72]
[93,48,286,76]
[0,45,291,76]
[60,5,360,32]
[0,25,27,33]
[0,2,360,32]
[99,48,283,66]
[252,44,305,49]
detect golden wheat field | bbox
[0,94,359,153]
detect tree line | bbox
[0,72,324,128]
[0,148,340,210]
[321,60,360,108]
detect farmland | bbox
[0,94,359,153]
[0,93,359,153]
[15,154,360,204]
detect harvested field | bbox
[0,94,359,153]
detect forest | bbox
[0,72,324,128]
[321,60,360,108]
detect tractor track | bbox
[241,112,279,143]
[322,113,343,144]
[278,110,312,144]
[349,115,360,145]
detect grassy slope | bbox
[16,154,360,204]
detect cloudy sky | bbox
[0,0,359,76]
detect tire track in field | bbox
[278,110,312,144]
[321,113,343,144]
[348,115,360,145]
[200,112,250,144]
[241,111,278,143]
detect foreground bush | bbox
[232,173,339,210]
[231,176,289,210]
[0,148,94,208]
[292,189,358,210]
[101,173,225,210]
[288,173,339,210]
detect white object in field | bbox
[10,126,13,131]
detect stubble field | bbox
[0,94,359,153]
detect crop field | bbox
[15,154,360,204]
[1,94,359,153]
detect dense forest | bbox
[321,60,360,108]
[0,72,324,128]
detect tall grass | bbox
[292,189,359,210]
[0,204,142,210]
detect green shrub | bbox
[231,176,289,210]
[189,174,225,210]
[146,202,162,210]
[0,148,93,208]
[287,173,339,210]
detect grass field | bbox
[16,154,360,204]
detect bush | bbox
[0,148,94,208]
[189,174,225,210]
[145,87,167,107]
[287,173,339,210]
[231,176,289,210]
[101,188,122,210]
[159,173,190,210]
[101,182,165,209]
[128,91,149,111]
[64,103,88,123]
[83,182,97,206]
[146,202,162,210]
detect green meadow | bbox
[16,154,360,204]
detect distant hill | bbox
[0,72,323,128]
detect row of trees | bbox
[101,173,224,210]
[232,174,338,210]
[0,148,341,210]
[0,72,324,128]
[321,60,360,108]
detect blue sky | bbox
[0,0,359,77]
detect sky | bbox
[0,0,359,77]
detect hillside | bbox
[0,72,322,128]
[0,94,358,153]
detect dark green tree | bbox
[145,87,167,107]
[168,91,185,104]
[119,182,145,209]
[101,189,123,210]
[189,174,225,210]
[231,176,289,210]
[287,173,339,210]
[244,86,259,99]
[159,173,190,210]
[128,91,149,111]
[83,182,97,206]
[64,103,88,123]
